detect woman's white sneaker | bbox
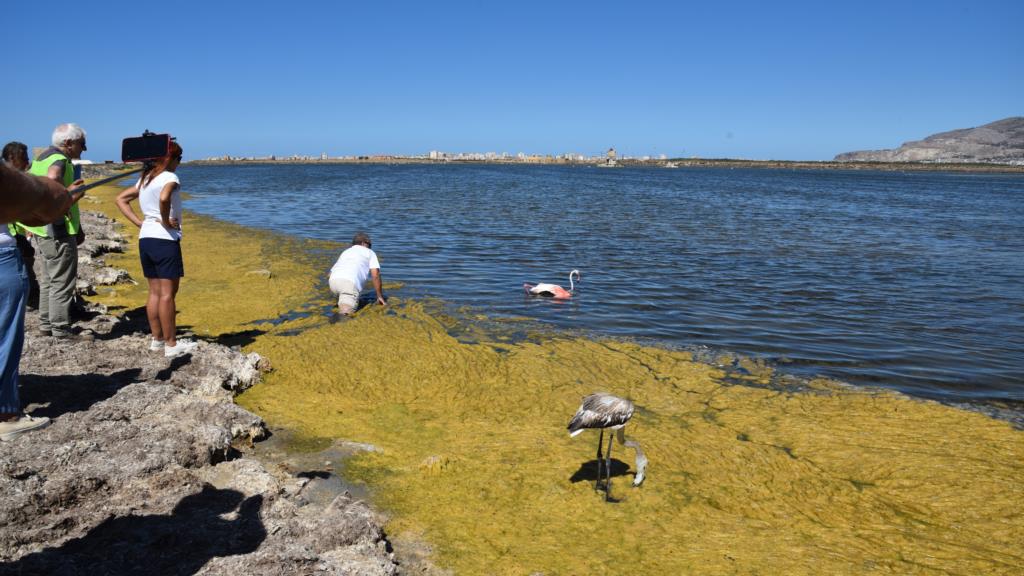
[164,339,198,358]
[149,338,165,352]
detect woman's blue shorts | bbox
[139,238,184,279]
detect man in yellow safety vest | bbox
[17,123,89,340]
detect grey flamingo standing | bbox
[567,392,648,500]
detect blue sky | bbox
[3,0,1020,161]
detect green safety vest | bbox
[17,151,80,237]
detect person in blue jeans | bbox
[0,150,84,441]
[3,142,41,308]
[0,223,47,440]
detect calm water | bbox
[177,164,1024,404]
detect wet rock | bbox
[87,266,134,286]
[73,281,96,296]
[74,213,134,293]
[79,211,127,257]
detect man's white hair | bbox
[51,123,86,146]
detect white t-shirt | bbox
[0,222,14,248]
[137,171,182,241]
[329,245,380,289]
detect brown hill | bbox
[835,117,1024,164]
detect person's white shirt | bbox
[0,222,15,248]
[329,245,380,289]
[137,171,182,241]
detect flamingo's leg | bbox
[595,429,604,492]
[604,431,614,501]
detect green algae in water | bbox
[240,303,1024,575]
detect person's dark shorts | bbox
[139,238,184,279]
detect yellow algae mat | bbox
[86,180,1024,575]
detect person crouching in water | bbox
[329,232,386,315]
[115,141,197,358]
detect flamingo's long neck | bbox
[616,428,647,486]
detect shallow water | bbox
[179,164,1024,403]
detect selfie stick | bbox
[72,167,144,194]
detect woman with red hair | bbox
[116,140,197,358]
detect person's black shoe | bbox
[51,328,95,342]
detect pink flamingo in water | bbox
[524,269,580,299]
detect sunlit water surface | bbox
[177,164,1024,404]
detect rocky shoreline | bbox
[0,211,409,574]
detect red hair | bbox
[141,141,183,187]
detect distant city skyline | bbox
[194,148,668,164]
[3,1,1020,163]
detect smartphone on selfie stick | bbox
[73,131,173,193]
[121,131,172,163]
